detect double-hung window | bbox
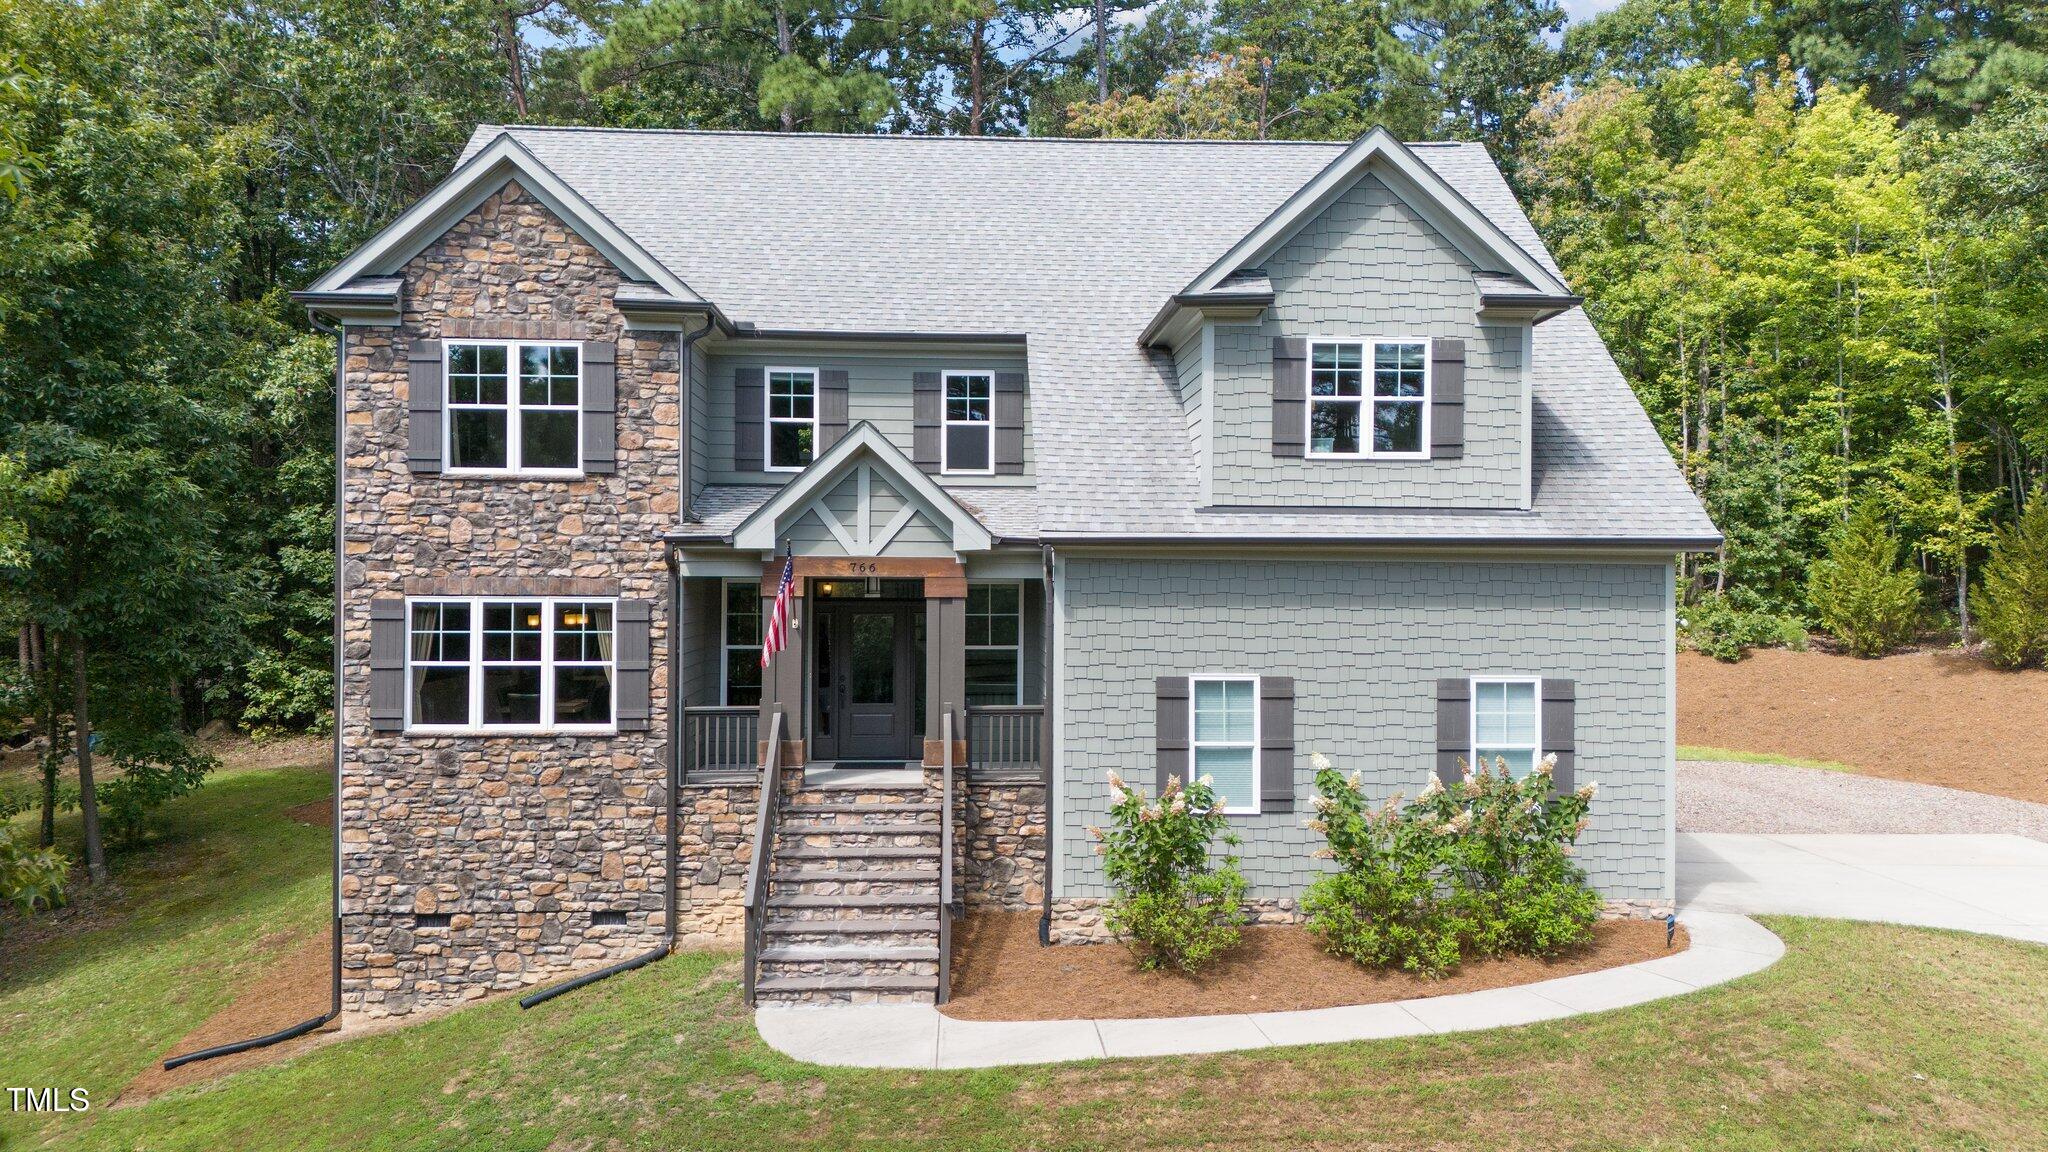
[942,371,994,475]
[406,598,616,731]
[1307,339,1428,458]
[1190,675,1258,814]
[964,583,1022,705]
[766,368,817,472]
[1471,677,1540,777]
[722,580,763,706]
[445,341,581,473]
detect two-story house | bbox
[296,126,1718,1016]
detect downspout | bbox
[1038,543,1056,946]
[167,313,349,1070]
[522,316,713,1008]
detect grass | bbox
[6,764,2048,1150]
[1677,744,1861,773]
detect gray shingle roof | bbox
[457,127,1716,548]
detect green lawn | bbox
[6,767,2048,1151]
[1677,744,1860,772]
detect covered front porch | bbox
[669,423,1048,784]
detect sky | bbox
[1561,0,1628,26]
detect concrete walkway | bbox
[754,909,1783,1069]
[1678,832,2048,945]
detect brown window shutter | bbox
[733,367,764,472]
[581,341,617,474]
[993,371,1026,474]
[1155,675,1189,796]
[817,368,850,453]
[1430,338,1465,460]
[1542,678,1576,794]
[1271,336,1307,458]
[1435,678,1471,786]
[406,340,443,474]
[1258,676,1295,812]
[616,600,653,731]
[369,598,407,732]
[912,371,941,473]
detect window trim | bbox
[1189,673,1260,816]
[1469,675,1543,776]
[1303,337,1432,461]
[720,578,763,707]
[763,365,820,474]
[403,596,618,734]
[442,339,584,477]
[965,580,1023,706]
[940,369,997,477]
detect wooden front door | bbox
[814,601,919,762]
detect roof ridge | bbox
[486,124,1462,148]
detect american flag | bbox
[760,555,795,669]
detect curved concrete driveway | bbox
[1678,832,2048,945]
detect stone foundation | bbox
[960,776,1046,911]
[1600,898,1676,920]
[1046,896,1301,944]
[673,783,761,944]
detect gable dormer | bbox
[1147,131,1577,512]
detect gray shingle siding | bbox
[1209,175,1527,508]
[701,349,1032,486]
[1057,555,1673,904]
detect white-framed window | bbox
[1190,675,1259,815]
[942,370,995,475]
[445,340,581,473]
[721,579,763,707]
[1471,677,1541,777]
[765,367,817,472]
[1307,338,1429,458]
[405,597,616,732]
[965,582,1022,705]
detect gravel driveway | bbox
[1679,759,2048,841]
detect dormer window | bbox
[1307,339,1429,459]
[942,371,995,475]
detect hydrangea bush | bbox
[1302,751,1602,975]
[1089,770,1248,973]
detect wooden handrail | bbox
[937,709,955,1006]
[740,710,785,1006]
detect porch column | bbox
[924,573,966,767]
[759,562,805,766]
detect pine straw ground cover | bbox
[5,758,2047,1151]
[942,910,1686,1021]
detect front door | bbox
[816,602,917,762]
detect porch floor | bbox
[802,763,924,789]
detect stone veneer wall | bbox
[961,777,1047,911]
[339,181,681,1018]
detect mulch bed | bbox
[118,935,337,1105]
[941,910,1687,1022]
[1680,648,2048,806]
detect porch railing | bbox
[684,706,759,776]
[966,704,1043,776]
[740,711,784,1006]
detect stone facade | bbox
[673,784,760,945]
[338,181,680,1017]
[1048,893,1667,947]
[960,777,1047,911]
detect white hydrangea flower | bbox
[1309,751,1334,772]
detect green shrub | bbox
[1300,759,1467,975]
[1415,756,1602,958]
[1808,504,1923,657]
[97,734,214,845]
[1302,751,1604,974]
[1977,495,2048,669]
[0,829,69,919]
[1090,770,1247,972]
[1680,593,1809,661]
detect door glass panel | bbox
[850,614,895,704]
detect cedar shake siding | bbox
[338,182,680,1017]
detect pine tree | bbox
[1976,493,2048,669]
[1807,504,1924,657]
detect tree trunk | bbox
[71,639,107,885]
[1094,0,1108,103]
[501,7,529,119]
[968,17,985,135]
[775,5,797,131]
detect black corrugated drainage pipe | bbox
[166,316,349,1071]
